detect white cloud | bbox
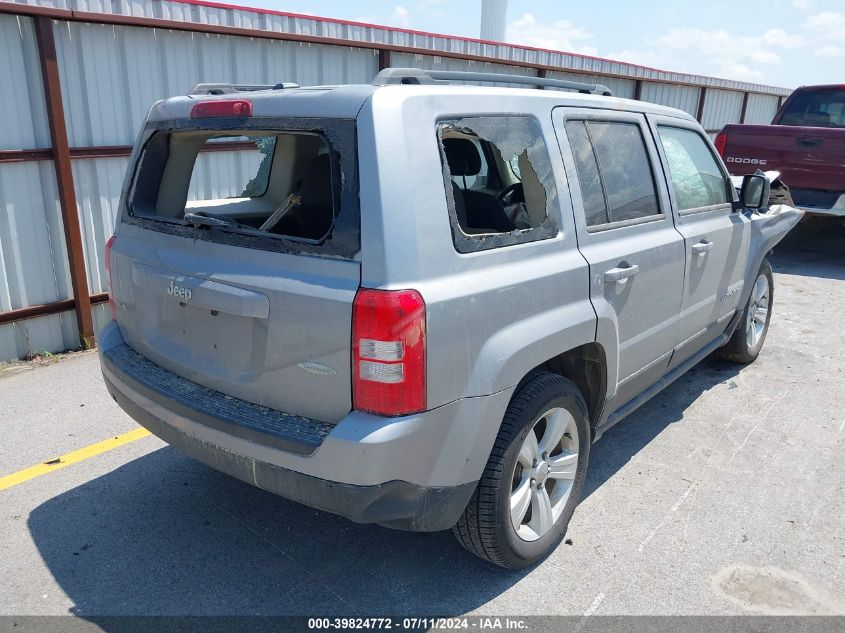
[506,13,598,56]
[792,0,814,9]
[815,45,844,58]
[393,5,410,28]
[804,11,845,39]
[606,27,788,81]
[760,28,806,49]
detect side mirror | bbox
[739,174,770,210]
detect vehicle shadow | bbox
[26,359,741,619]
[582,356,741,500]
[771,222,843,281]
[27,446,527,618]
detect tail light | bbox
[190,99,252,118]
[714,130,728,158]
[352,288,426,416]
[105,235,117,320]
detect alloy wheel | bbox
[746,274,770,349]
[510,407,579,542]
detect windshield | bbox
[779,88,845,128]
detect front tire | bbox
[719,258,773,364]
[452,373,590,569]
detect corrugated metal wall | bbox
[701,89,745,134]
[0,0,793,362]
[746,93,781,124]
[640,82,701,118]
[548,70,636,100]
[54,21,380,147]
[0,13,78,360]
[391,52,537,87]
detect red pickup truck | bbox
[716,84,845,217]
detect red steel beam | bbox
[695,87,708,124]
[34,16,95,348]
[0,293,108,327]
[378,49,390,71]
[633,80,643,101]
[0,149,54,163]
[0,299,76,326]
[1,141,259,164]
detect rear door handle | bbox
[604,264,639,284]
[796,137,822,148]
[692,241,713,256]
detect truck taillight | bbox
[352,288,426,416]
[714,130,728,158]
[105,235,117,320]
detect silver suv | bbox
[99,69,801,568]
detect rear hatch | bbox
[109,93,364,423]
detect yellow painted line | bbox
[0,427,152,492]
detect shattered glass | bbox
[437,116,559,253]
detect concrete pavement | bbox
[0,225,842,617]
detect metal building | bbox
[0,0,792,362]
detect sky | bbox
[221,0,845,88]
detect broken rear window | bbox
[437,116,559,253]
[125,118,359,258]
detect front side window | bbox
[657,126,729,212]
[437,116,559,252]
[565,120,661,227]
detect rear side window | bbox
[779,88,845,128]
[125,118,359,258]
[565,120,661,228]
[437,115,559,253]
[657,126,729,212]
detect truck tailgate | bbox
[721,124,845,191]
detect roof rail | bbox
[189,82,300,96]
[372,67,613,96]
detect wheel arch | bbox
[515,342,608,433]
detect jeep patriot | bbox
[100,68,801,568]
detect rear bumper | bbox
[799,206,845,218]
[99,322,513,531]
[793,189,845,217]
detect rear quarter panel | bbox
[357,88,600,412]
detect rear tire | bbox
[452,373,590,569]
[718,258,773,364]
